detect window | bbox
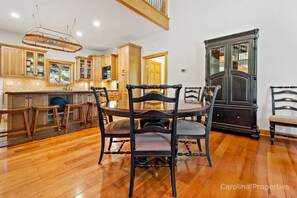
[46,59,74,86]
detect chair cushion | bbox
[135,133,171,151]
[176,120,206,136]
[105,119,138,135]
[269,115,297,125]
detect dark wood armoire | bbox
[204,29,259,138]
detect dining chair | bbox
[269,86,297,145]
[182,86,202,121]
[140,89,170,128]
[91,87,137,164]
[127,84,182,197]
[177,85,221,167]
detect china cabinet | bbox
[204,29,259,138]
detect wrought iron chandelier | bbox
[22,5,82,53]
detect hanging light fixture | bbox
[22,5,82,53]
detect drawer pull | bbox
[237,116,240,119]
[216,114,220,116]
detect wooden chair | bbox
[86,91,109,127]
[182,86,202,121]
[0,107,31,142]
[62,103,86,133]
[31,105,60,139]
[269,86,297,145]
[177,85,221,167]
[91,87,137,164]
[127,84,182,197]
[140,89,170,128]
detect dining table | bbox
[100,100,209,118]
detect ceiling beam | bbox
[117,0,169,30]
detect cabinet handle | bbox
[216,114,220,116]
[237,116,240,119]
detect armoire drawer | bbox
[213,107,254,128]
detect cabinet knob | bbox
[216,114,220,116]
[237,116,240,119]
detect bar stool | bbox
[0,107,31,141]
[86,102,108,127]
[31,105,60,139]
[62,103,86,133]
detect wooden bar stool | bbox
[86,102,108,127]
[0,107,31,141]
[31,105,60,139]
[62,103,86,133]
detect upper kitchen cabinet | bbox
[90,55,102,82]
[76,56,92,81]
[0,45,24,77]
[0,43,47,78]
[117,43,141,100]
[101,54,118,81]
[25,50,46,78]
[205,29,259,138]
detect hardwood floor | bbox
[0,128,297,198]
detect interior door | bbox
[147,60,162,93]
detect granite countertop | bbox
[5,90,119,94]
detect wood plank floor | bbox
[1,128,297,198]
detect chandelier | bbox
[22,5,82,53]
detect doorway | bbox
[142,52,168,87]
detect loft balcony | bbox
[117,0,169,30]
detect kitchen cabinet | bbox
[0,43,47,78]
[108,91,119,101]
[7,94,48,130]
[0,46,24,77]
[204,29,259,138]
[76,56,92,81]
[101,54,118,80]
[25,50,46,78]
[90,55,102,82]
[117,43,141,100]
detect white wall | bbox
[131,0,297,131]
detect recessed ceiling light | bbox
[76,31,83,37]
[93,20,100,27]
[11,12,20,18]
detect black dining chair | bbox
[181,86,202,121]
[140,89,170,128]
[91,87,138,164]
[269,86,297,145]
[126,84,182,197]
[177,85,221,167]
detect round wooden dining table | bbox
[100,100,209,118]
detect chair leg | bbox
[197,139,202,152]
[98,135,105,164]
[108,137,113,150]
[53,108,60,132]
[22,111,32,141]
[64,107,70,133]
[205,138,212,167]
[170,156,177,197]
[129,156,136,197]
[270,123,275,145]
[80,107,87,129]
[32,110,39,139]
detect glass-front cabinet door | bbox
[25,51,45,78]
[25,51,35,77]
[208,45,227,104]
[36,53,45,77]
[231,42,249,73]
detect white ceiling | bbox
[0,0,165,51]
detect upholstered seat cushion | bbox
[269,115,297,125]
[176,120,206,136]
[105,119,138,135]
[135,133,171,151]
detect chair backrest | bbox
[91,87,111,133]
[270,86,297,115]
[126,84,182,151]
[142,88,166,96]
[184,87,202,102]
[200,85,221,133]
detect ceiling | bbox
[0,0,164,51]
